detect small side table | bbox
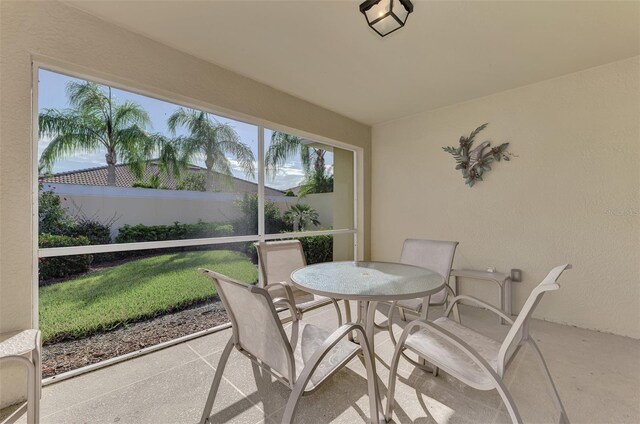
[450,269,512,325]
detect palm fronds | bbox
[284,204,320,231]
[164,107,256,191]
[38,81,154,184]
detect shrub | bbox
[240,241,258,264]
[68,219,112,245]
[39,188,115,267]
[38,234,92,281]
[176,173,207,192]
[233,193,291,235]
[39,188,75,235]
[115,221,234,243]
[299,235,333,264]
[67,218,114,263]
[40,187,114,245]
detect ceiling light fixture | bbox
[359,0,413,37]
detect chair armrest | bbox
[267,281,297,304]
[445,295,514,325]
[444,284,458,301]
[268,282,299,321]
[399,319,505,381]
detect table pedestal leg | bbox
[353,300,365,343]
[364,301,385,423]
[418,297,431,368]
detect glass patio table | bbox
[291,261,444,421]
[290,260,444,346]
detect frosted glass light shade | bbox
[359,0,413,37]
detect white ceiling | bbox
[67,0,640,125]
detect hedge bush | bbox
[115,221,234,243]
[39,187,115,265]
[233,193,291,235]
[39,189,76,236]
[38,234,92,281]
[238,234,333,266]
[67,220,111,244]
[299,234,333,264]
[67,219,114,263]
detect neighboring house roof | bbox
[40,161,286,195]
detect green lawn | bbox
[39,250,258,343]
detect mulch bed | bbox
[42,301,229,378]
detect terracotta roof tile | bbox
[40,161,285,195]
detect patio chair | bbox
[0,329,41,424]
[198,269,379,424]
[384,239,458,338]
[386,264,572,424]
[256,240,349,325]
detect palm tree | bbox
[266,132,328,175]
[165,108,255,192]
[39,81,154,186]
[298,166,334,197]
[284,204,320,232]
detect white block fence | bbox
[42,183,334,239]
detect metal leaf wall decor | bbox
[442,123,513,187]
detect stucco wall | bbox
[0,0,370,407]
[371,57,640,339]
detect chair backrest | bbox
[400,239,459,303]
[199,269,295,383]
[255,240,312,302]
[497,264,572,375]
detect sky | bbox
[38,69,333,190]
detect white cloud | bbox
[228,158,306,190]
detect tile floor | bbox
[12,303,640,423]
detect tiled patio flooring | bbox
[16,303,640,423]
